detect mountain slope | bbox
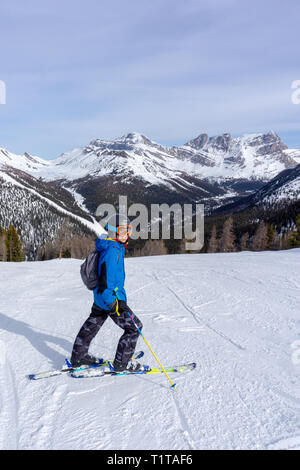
[0,147,49,174]
[0,250,299,449]
[2,131,300,213]
[251,164,300,205]
[1,132,299,254]
[0,169,104,259]
[212,164,300,217]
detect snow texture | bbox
[0,250,299,450]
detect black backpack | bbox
[80,250,100,290]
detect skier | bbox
[70,214,143,371]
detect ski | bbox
[28,351,144,381]
[71,362,196,379]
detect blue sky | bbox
[0,0,300,159]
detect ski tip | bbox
[170,383,177,391]
[28,374,35,380]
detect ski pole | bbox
[126,311,177,390]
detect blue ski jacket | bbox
[93,237,127,310]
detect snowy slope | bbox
[255,164,300,205]
[0,169,105,260]
[0,170,104,237]
[0,147,49,174]
[0,250,299,450]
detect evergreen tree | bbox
[61,248,71,258]
[289,214,300,248]
[5,225,24,262]
[0,225,7,261]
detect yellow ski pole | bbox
[126,311,177,390]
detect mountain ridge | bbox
[1,131,299,258]
[1,131,300,185]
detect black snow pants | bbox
[71,302,143,367]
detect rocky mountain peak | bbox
[120,132,152,145]
[184,133,209,150]
[246,131,288,153]
[185,133,232,152]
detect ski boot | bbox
[112,359,142,373]
[71,354,100,368]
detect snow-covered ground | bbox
[0,250,299,450]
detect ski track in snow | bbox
[33,384,68,450]
[0,340,19,449]
[0,250,299,449]
[151,270,246,352]
[267,435,300,450]
[171,392,197,450]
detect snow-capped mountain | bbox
[13,130,298,185]
[0,147,49,174]
[2,129,297,213]
[1,131,299,257]
[44,132,178,185]
[54,130,300,213]
[2,130,300,188]
[176,131,300,181]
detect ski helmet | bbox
[104,213,132,241]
